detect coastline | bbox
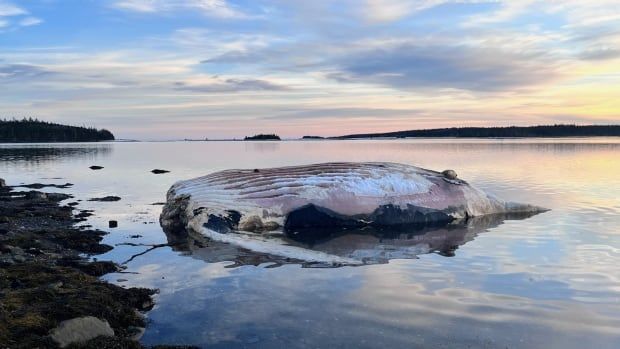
[0,179,193,348]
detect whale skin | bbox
[160,162,546,237]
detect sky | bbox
[1,0,619,140]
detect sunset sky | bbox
[1,0,619,139]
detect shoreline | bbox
[0,179,194,348]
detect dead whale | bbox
[160,162,546,263]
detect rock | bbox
[140,299,154,310]
[151,169,170,174]
[50,316,115,348]
[88,196,121,202]
[127,326,145,341]
[89,166,104,170]
[25,191,48,200]
[0,178,6,187]
[18,183,73,189]
[109,220,118,228]
[46,193,72,201]
[441,169,458,180]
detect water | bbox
[1,139,619,348]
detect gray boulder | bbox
[0,178,5,187]
[50,316,115,348]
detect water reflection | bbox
[0,143,112,163]
[163,212,543,267]
[1,139,618,348]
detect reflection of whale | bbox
[163,212,541,267]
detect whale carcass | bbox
[160,162,546,263]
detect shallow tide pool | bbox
[2,139,619,348]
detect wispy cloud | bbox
[0,1,42,31]
[0,64,55,81]
[19,17,42,27]
[328,41,563,91]
[174,78,288,93]
[0,1,26,17]
[113,0,253,19]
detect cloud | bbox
[113,0,252,19]
[0,1,26,17]
[174,78,288,93]
[361,0,443,22]
[265,107,421,120]
[0,2,42,31]
[361,0,500,23]
[0,64,55,81]
[19,17,42,27]
[329,42,562,91]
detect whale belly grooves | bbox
[160,162,547,241]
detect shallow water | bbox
[1,139,619,348]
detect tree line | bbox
[0,118,115,143]
[334,124,620,139]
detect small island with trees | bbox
[0,118,115,143]
[244,134,281,141]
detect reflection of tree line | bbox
[0,145,112,163]
[359,141,620,154]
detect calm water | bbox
[1,139,619,348]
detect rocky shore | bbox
[0,179,194,348]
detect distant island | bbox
[302,136,325,139]
[0,119,115,143]
[333,125,620,139]
[244,134,281,141]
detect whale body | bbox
[161,162,546,244]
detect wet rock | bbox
[46,192,72,201]
[0,178,6,187]
[17,183,73,189]
[89,166,104,170]
[50,316,115,348]
[151,169,170,174]
[127,326,145,341]
[25,191,48,200]
[441,169,458,180]
[109,220,118,228]
[89,196,121,202]
[58,260,120,276]
[0,186,158,348]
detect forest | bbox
[334,125,620,139]
[0,118,115,142]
